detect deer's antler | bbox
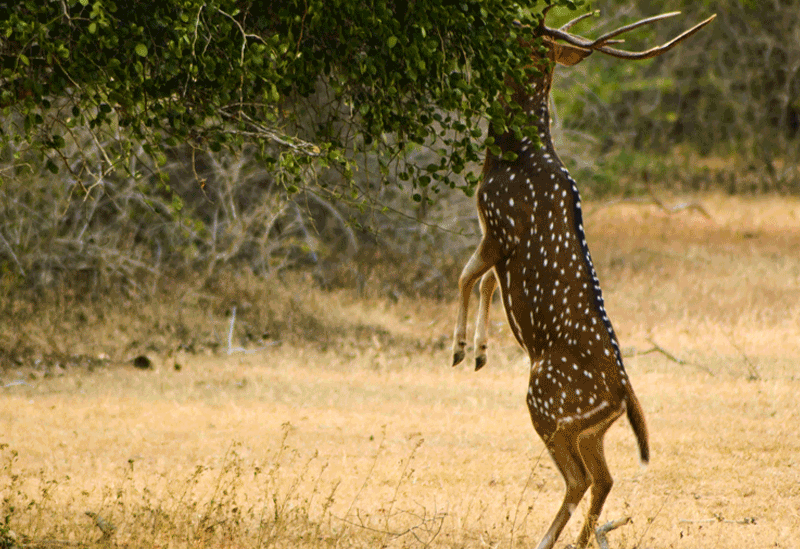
[544,11,716,60]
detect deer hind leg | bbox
[575,428,615,549]
[452,238,502,366]
[473,270,497,371]
[535,428,591,549]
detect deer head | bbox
[503,9,716,107]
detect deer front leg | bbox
[474,270,497,371]
[452,239,501,367]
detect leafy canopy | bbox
[1,0,584,200]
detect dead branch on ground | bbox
[596,516,631,549]
[586,187,714,221]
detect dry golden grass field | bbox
[1,195,799,549]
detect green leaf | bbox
[171,194,184,212]
[134,43,148,57]
[387,36,398,49]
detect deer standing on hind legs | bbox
[451,8,715,549]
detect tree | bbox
[1,0,586,199]
[1,0,592,293]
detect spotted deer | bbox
[451,9,715,549]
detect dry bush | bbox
[0,120,482,308]
[0,266,449,372]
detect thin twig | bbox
[337,510,446,542]
[385,437,424,527]
[635,494,668,548]
[218,111,323,157]
[343,426,386,520]
[510,445,549,547]
[679,516,757,525]
[723,329,759,380]
[213,6,267,112]
[0,232,25,276]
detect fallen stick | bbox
[644,338,686,364]
[227,306,281,355]
[596,516,631,549]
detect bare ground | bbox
[1,194,799,549]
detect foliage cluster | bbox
[0,0,583,197]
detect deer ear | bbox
[553,41,592,66]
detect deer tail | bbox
[625,385,650,465]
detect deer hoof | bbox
[475,355,487,371]
[452,350,465,367]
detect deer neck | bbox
[486,73,557,171]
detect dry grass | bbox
[1,194,799,549]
